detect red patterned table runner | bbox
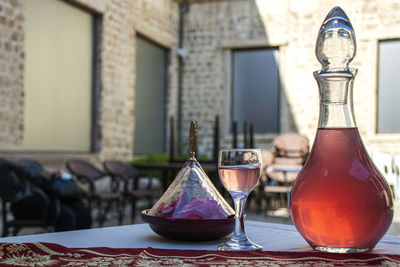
[0,242,399,266]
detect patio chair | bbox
[264,163,302,210]
[66,159,122,227]
[394,155,400,201]
[272,132,309,164]
[15,158,45,176]
[0,159,52,237]
[252,149,275,212]
[264,132,309,211]
[103,160,158,222]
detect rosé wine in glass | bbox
[219,166,260,198]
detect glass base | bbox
[312,245,371,253]
[218,237,262,251]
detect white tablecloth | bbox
[0,221,399,254]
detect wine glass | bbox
[218,149,262,251]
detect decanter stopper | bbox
[189,120,197,160]
[316,6,356,72]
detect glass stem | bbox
[233,196,247,241]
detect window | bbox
[22,0,97,152]
[232,48,279,134]
[377,39,400,133]
[134,36,168,154]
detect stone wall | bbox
[1,0,400,165]
[182,0,400,156]
[0,0,178,166]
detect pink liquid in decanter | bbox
[290,128,393,252]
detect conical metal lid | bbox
[148,121,234,219]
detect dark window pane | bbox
[134,36,167,154]
[378,40,400,133]
[232,49,279,134]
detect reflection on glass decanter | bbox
[290,7,393,253]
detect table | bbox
[0,221,398,254]
[0,222,398,266]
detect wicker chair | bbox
[272,132,309,164]
[103,160,158,223]
[66,159,122,227]
[264,133,309,211]
[251,149,275,212]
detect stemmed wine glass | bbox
[218,149,263,251]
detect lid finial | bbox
[189,120,197,160]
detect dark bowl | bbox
[141,209,235,241]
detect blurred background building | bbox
[0,0,399,165]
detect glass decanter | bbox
[290,7,393,253]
